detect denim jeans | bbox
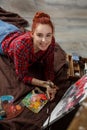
[0,20,20,54]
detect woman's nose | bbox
[42,37,46,42]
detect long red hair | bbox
[32,11,54,33]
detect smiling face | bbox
[32,24,53,53]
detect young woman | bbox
[0,11,58,100]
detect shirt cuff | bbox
[23,76,33,84]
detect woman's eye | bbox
[37,33,42,37]
[47,34,51,37]
[46,34,52,38]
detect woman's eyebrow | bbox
[36,32,52,35]
[47,33,52,35]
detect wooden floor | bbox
[0,0,87,57]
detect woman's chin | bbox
[40,47,47,51]
[39,46,48,51]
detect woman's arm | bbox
[13,38,34,84]
[31,78,46,87]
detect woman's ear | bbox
[30,31,33,37]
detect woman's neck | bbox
[33,45,40,53]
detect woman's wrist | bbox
[42,81,51,89]
[31,78,54,89]
[31,78,46,88]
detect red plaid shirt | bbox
[2,31,55,84]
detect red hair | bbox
[32,11,54,33]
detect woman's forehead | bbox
[34,24,52,33]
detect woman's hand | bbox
[43,81,58,101]
[31,78,58,100]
